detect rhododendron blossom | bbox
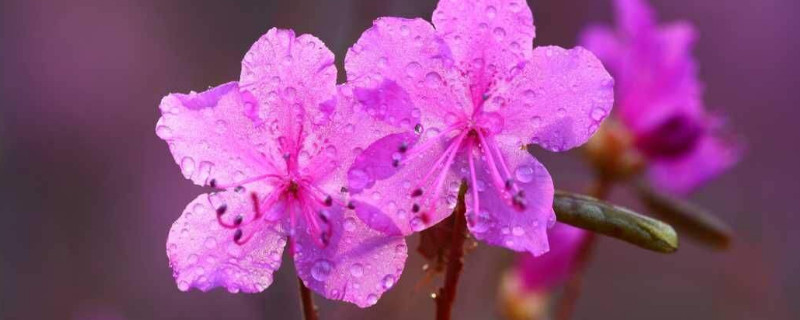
[514,223,588,292]
[156,28,407,308]
[580,0,740,194]
[344,0,614,255]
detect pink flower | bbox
[156,28,408,308]
[580,0,740,194]
[343,0,614,255]
[514,223,588,292]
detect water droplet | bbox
[188,254,199,264]
[479,23,489,31]
[311,260,333,281]
[350,263,364,277]
[406,62,422,77]
[378,56,388,68]
[395,243,407,255]
[590,107,606,121]
[344,217,357,231]
[177,280,190,291]
[399,25,410,36]
[204,237,217,249]
[486,5,497,19]
[524,89,537,100]
[471,211,492,233]
[284,87,297,101]
[156,125,173,139]
[425,72,443,88]
[366,294,379,305]
[410,217,425,231]
[269,250,281,261]
[382,275,396,289]
[515,165,535,183]
[181,157,196,177]
[501,227,510,235]
[531,116,542,128]
[348,169,371,190]
[512,226,525,236]
[492,27,506,40]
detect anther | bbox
[512,192,527,210]
[411,203,420,213]
[233,215,243,226]
[321,231,331,246]
[505,179,514,190]
[347,202,356,210]
[216,204,228,216]
[282,153,291,160]
[234,186,245,193]
[318,211,329,223]
[411,188,423,197]
[392,159,400,167]
[323,195,333,207]
[209,179,217,188]
[340,187,349,193]
[233,229,243,242]
[414,123,423,134]
[398,142,408,153]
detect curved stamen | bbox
[210,173,283,190]
[402,122,466,164]
[467,141,480,225]
[424,132,467,215]
[410,130,467,200]
[475,129,508,193]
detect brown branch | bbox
[297,277,319,320]
[434,182,469,320]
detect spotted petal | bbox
[166,192,287,293]
[345,17,470,130]
[156,82,282,188]
[495,46,614,152]
[462,145,555,255]
[432,0,535,100]
[239,28,338,155]
[292,202,408,308]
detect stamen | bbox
[468,142,480,226]
[323,195,333,207]
[424,132,466,213]
[234,186,245,193]
[209,179,217,188]
[211,173,282,190]
[475,129,510,193]
[412,203,421,213]
[216,204,228,216]
[398,142,408,153]
[411,188,423,197]
[402,123,465,163]
[347,202,356,210]
[233,229,243,241]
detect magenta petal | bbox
[348,131,461,235]
[615,0,656,36]
[649,133,741,195]
[579,25,622,72]
[465,147,555,255]
[497,46,614,152]
[432,0,534,98]
[239,28,338,151]
[517,223,588,291]
[156,82,280,187]
[166,192,287,293]
[345,17,470,129]
[292,203,408,308]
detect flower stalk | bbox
[298,277,319,320]
[434,182,469,320]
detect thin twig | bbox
[435,182,469,320]
[297,277,319,320]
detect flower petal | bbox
[239,28,338,155]
[496,46,614,152]
[516,223,588,291]
[579,25,622,72]
[347,131,463,235]
[292,203,408,308]
[345,17,470,128]
[463,146,555,255]
[156,82,281,187]
[432,0,534,98]
[614,0,656,36]
[649,133,741,195]
[166,192,287,293]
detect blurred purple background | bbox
[1,0,797,319]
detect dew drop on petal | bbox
[410,217,425,231]
[425,72,443,88]
[181,157,196,176]
[349,263,364,278]
[512,226,525,236]
[204,237,217,249]
[311,260,333,282]
[485,5,498,19]
[591,107,607,121]
[382,275,396,289]
[156,125,173,139]
[492,27,506,40]
[177,280,190,291]
[343,217,357,231]
[406,62,422,77]
[366,294,379,305]
[514,165,535,183]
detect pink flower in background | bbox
[344,0,613,256]
[156,28,407,308]
[514,223,588,292]
[580,0,740,194]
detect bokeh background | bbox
[1,0,798,319]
